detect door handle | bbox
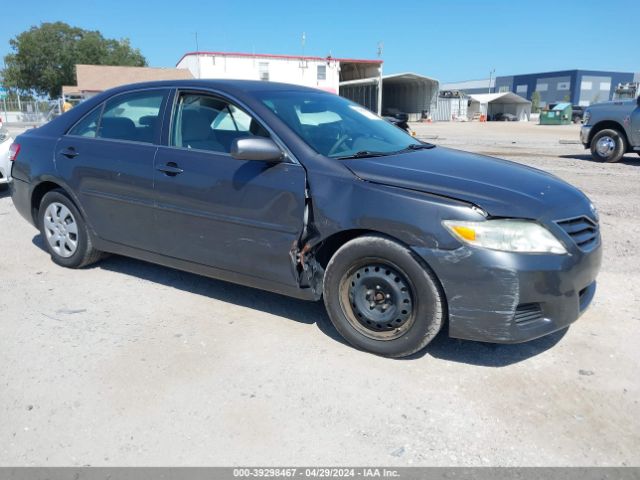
[60,147,79,159]
[157,162,184,176]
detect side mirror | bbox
[230,137,284,162]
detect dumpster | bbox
[540,102,573,125]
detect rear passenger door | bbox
[56,89,169,250]
[153,90,307,287]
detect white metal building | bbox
[176,51,440,119]
[467,92,531,121]
[434,92,468,121]
[176,50,381,97]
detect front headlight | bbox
[442,219,567,254]
[582,110,591,124]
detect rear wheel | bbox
[323,235,445,358]
[38,189,102,268]
[590,128,626,163]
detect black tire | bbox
[323,235,445,358]
[590,128,626,163]
[38,189,102,268]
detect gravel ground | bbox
[0,122,638,466]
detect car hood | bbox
[343,146,592,220]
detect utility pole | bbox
[377,42,384,116]
[194,32,201,79]
[488,68,495,94]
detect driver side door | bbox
[153,90,307,287]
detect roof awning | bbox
[339,72,440,87]
[382,72,439,87]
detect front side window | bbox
[171,93,269,154]
[68,105,103,138]
[97,90,167,143]
[258,91,419,158]
[212,105,253,132]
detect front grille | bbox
[556,216,599,251]
[514,303,543,326]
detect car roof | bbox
[33,79,334,137]
[104,78,324,95]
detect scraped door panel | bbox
[153,146,306,286]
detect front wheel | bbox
[590,129,626,163]
[323,235,445,358]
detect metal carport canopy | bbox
[467,92,532,121]
[382,73,439,119]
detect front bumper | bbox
[580,125,592,147]
[0,143,11,184]
[414,240,602,343]
[0,165,10,184]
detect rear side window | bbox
[97,90,168,143]
[68,105,103,138]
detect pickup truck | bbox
[580,96,640,163]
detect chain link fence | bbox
[0,99,62,125]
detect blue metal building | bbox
[443,69,635,106]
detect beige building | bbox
[62,64,193,101]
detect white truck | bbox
[580,92,640,163]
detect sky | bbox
[1,0,638,83]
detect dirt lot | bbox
[0,121,638,466]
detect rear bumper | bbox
[10,177,35,227]
[414,241,602,343]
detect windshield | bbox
[258,90,420,158]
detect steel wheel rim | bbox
[339,260,416,341]
[43,202,78,258]
[595,136,615,157]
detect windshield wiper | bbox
[403,142,436,150]
[335,151,391,160]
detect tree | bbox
[1,22,147,98]
[531,91,541,113]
